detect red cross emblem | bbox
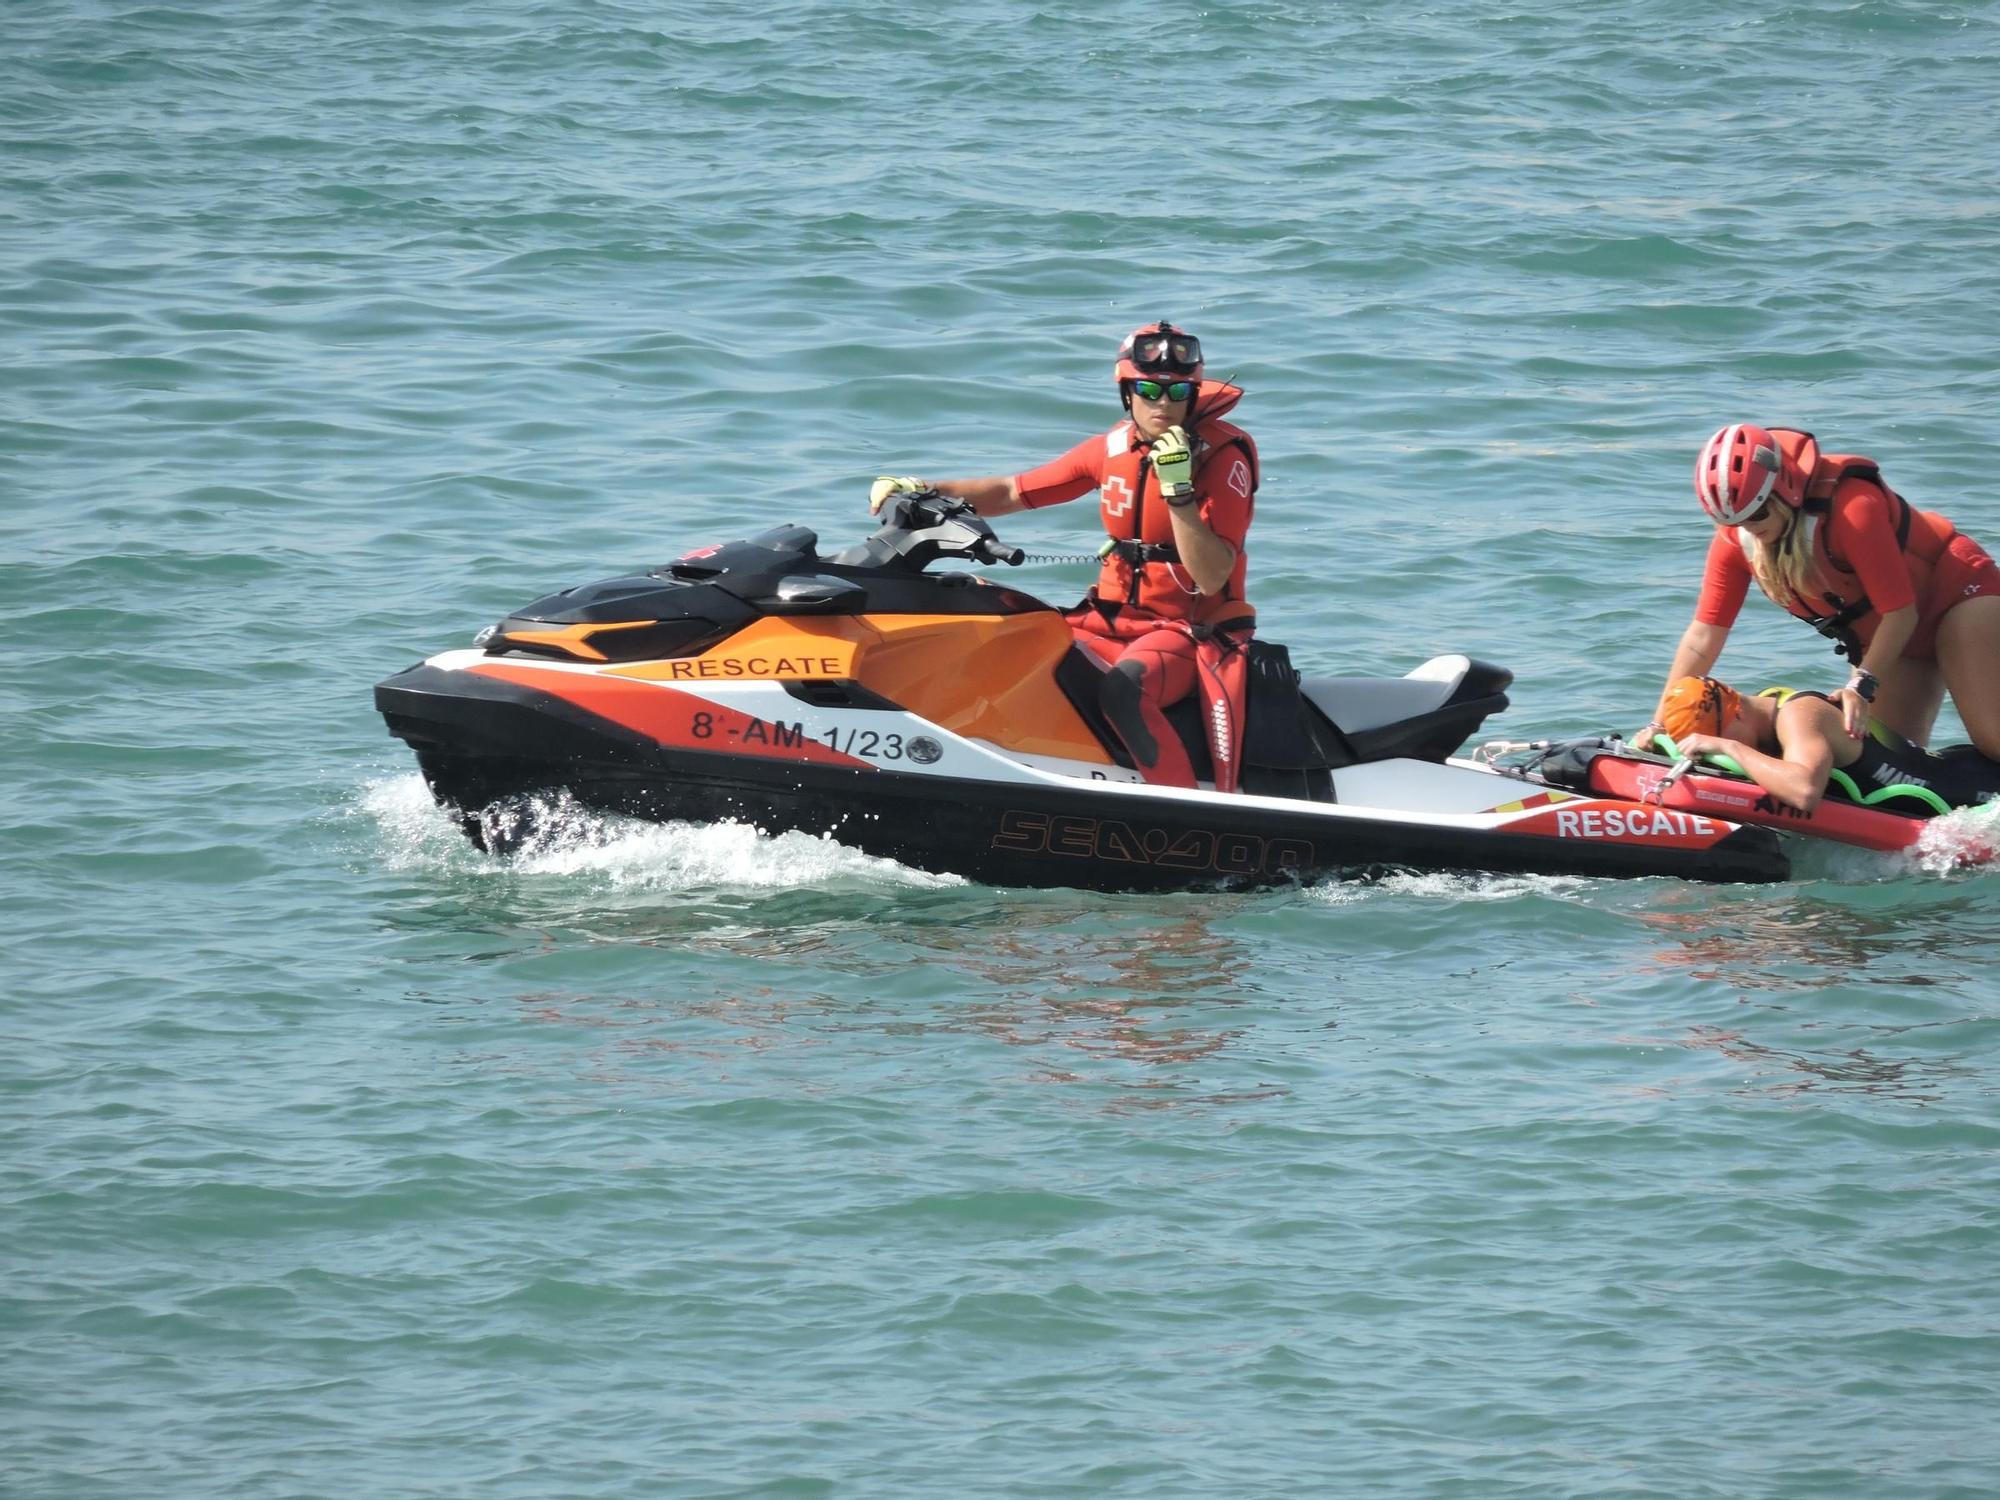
[1102,476,1135,517]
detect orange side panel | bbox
[609,609,1112,763]
[469,662,873,769]
[610,616,861,683]
[849,612,1111,761]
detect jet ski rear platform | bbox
[376,495,1788,890]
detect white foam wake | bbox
[1307,870,1591,905]
[355,773,961,892]
[1912,800,2000,877]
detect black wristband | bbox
[1165,491,1200,508]
[1847,669,1879,703]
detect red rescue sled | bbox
[1580,751,1925,853]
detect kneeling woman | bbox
[1658,674,2000,813]
[1645,424,2000,759]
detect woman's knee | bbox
[1874,664,1944,747]
[1932,599,2000,753]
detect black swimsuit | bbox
[1766,689,2000,809]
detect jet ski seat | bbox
[1058,646,1512,798]
[1301,655,1514,765]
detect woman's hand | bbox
[1832,666,1881,737]
[1674,732,1738,762]
[1831,684,1871,737]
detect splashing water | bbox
[1913,800,2000,877]
[355,774,962,892]
[1306,870,1594,905]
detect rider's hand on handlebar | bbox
[869,475,926,515]
[1150,426,1194,500]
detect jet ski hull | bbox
[375,497,1787,888]
[377,658,1787,889]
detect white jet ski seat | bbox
[1300,654,1514,764]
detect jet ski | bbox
[374,493,1787,889]
[1520,734,2000,854]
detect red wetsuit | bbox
[1012,385,1258,788]
[1695,483,1998,661]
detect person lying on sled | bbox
[1654,674,2000,814]
[868,320,1258,791]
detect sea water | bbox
[6,3,2000,1495]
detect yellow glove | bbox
[869,475,925,514]
[1150,426,1194,500]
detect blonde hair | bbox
[1744,509,1818,613]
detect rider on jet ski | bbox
[868,321,1260,791]
[1657,674,2000,814]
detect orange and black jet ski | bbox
[375,494,1785,889]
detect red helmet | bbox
[1115,320,1204,386]
[1694,423,1787,525]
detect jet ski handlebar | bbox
[974,535,1025,566]
[832,490,1024,571]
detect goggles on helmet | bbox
[1128,329,1202,376]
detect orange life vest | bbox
[1090,385,1260,627]
[1740,428,1941,658]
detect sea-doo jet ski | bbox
[375,493,1786,889]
